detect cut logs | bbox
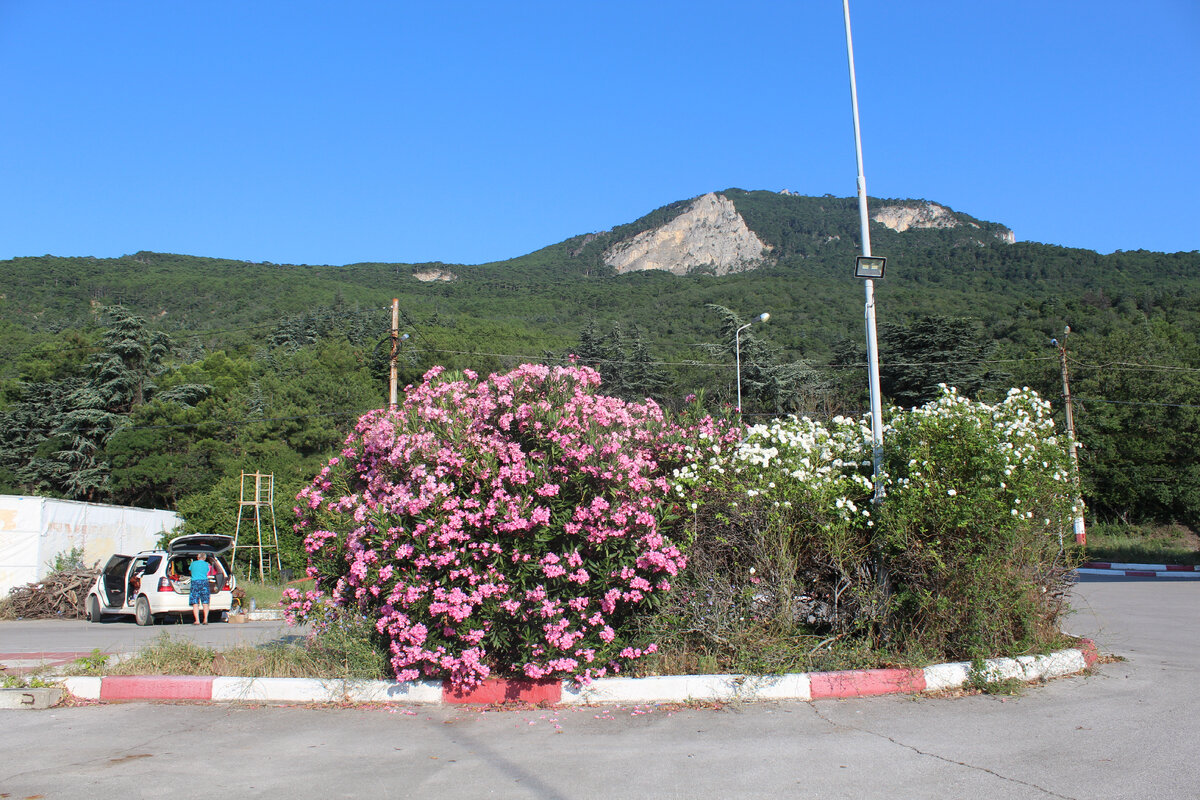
[1,568,100,619]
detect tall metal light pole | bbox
[388,298,410,411]
[843,0,886,502]
[389,299,400,410]
[736,312,770,419]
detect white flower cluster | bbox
[672,386,1080,537]
[672,413,876,519]
[882,386,1080,528]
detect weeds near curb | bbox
[966,659,1026,696]
[70,649,110,674]
[2,672,56,689]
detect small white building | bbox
[0,495,181,595]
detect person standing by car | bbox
[189,553,212,624]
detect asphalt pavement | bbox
[1,576,1196,799]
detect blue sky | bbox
[1,1,1196,266]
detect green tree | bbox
[1067,315,1200,524]
[0,377,83,494]
[877,315,1002,408]
[705,304,823,415]
[48,307,171,499]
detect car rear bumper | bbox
[152,592,234,613]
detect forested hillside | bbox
[2,189,1198,561]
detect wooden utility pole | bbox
[1056,326,1087,545]
[389,298,399,410]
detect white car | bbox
[86,534,237,625]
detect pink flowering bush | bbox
[285,363,734,691]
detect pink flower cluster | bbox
[288,364,732,691]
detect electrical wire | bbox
[1074,396,1200,411]
[0,323,280,360]
[116,408,375,432]
[1068,358,1200,375]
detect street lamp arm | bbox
[735,313,769,419]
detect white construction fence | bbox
[0,495,181,595]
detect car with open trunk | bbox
[85,534,236,625]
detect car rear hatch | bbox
[168,533,234,554]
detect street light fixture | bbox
[854,255,886,279]
[736,312,770,418]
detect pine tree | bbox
[48,307,171,500]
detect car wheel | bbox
[134,596,155,626]
[87,595,103,623]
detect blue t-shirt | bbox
[189,559,211,581]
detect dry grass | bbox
[67,616,388,680]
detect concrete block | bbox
[0,687,63,710]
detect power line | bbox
[0,323,279,360]
[1075,396,1200,411]
[1069,358,1200,375]
[118,408,374,432]
[402,347,1064,372]
[3,319,1199,386]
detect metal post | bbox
[389,299,400,410]
[736,321,750,418]
[844,0,885,501]
[254,473,265,583]
[735,313,768,424]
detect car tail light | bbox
[222,577,231,591]
[158,577,174,592]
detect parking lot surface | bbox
[1,577,1196,799]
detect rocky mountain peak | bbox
[872,201,1015,244]
[602,192,772,276]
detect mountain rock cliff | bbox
[602,192,772,276]
[872,200,1016,244]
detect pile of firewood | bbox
[0,568,100,619]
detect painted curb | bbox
[246,609,286,621]
[810,667,925,699]
[57,639,1098,707]
[101,675,214,701]
[562,673,814,704]
[445,678,560,705]
[1077,562,1200,579]
[211,677,444,704]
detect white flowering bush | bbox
[878,386,1080,657]
[652,385,1080,670]
[653,413,880,672]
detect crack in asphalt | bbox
[807,703,1079,800]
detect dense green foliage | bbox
[2,189,1198,562]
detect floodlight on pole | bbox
[736,312,770,420]
[843,0,886,502]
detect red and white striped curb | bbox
[59,639,1098,705]
[1077,561,1200,579]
